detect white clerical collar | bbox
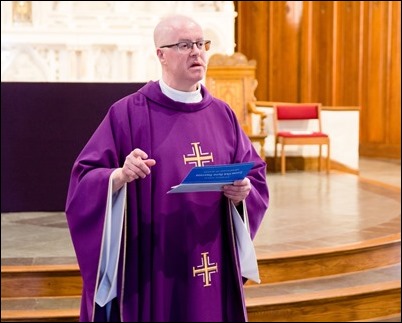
[159,79,202,103]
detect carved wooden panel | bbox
[210,79,246,124]
[206,52,258,134]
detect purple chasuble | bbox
[65,81,269,322]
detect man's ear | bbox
[156,49,165,63]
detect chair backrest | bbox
[206,52,258,134]
[273,103,323,134]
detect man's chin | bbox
[189,70,205,80]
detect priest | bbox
[65,14,269,322]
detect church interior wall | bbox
[1,1,236,82]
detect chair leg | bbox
[259,139,265,160]
[326,142,330,173]
[318,145,322,171]
[281,145,286,175]
[274,142,278,173]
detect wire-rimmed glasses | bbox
[160,40,211,52]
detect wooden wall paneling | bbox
[235,1,270,101]
[309,1,335,105]
[387,1,401,156]
[268,1,301,102]
[266,1,300,101]
[360,1,389,153]
[235,1,401,159]
[300,1,313,102]
[332,1,363,106]
[359,2,369,155]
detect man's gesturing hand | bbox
[112,148,156,192]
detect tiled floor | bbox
[1,157,400,267]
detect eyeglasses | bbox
[160,40,211,52]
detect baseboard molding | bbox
[265,156,358,175]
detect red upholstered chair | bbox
[273,103,330,174]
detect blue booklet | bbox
[168,162,254,193]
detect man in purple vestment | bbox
[65,14,269,322]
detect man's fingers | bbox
[132,148,148,159]
[144,159,156,167]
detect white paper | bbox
[168,162,254,194]
[231,202,260,283]
[168,182,232,193]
